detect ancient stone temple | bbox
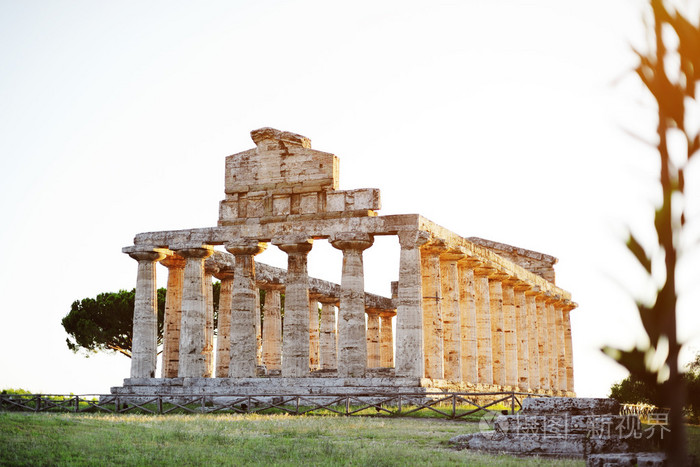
[113,127,577,399]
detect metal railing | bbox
[0,391,546,419]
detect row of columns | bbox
[127,232,397,380]
[397,237,574,393]
[127,229,574,394]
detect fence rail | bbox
[0,391,546,420]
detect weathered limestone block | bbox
[225,240,266,378]
[160,254,185,378]
[275,236,313,377]
[488,274,507,386]
[126,248,167,379]
[174,245,214,378]
[468,237,558,284]
[325,188,381,214]
[522,397,620,415]
[458,262,478,384]
[214,269,233,377]
[440,250,463,382]
[379,311,395,368]
[396,230,430,378]
[331,232,374,378]
[495,414,641,435]
[420,240,447,380]
[262,289,282,371]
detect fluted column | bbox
[262,288,283,372]
[225,240,267,378]
[488,273,507,386]
[513,283,530,390]
[331,232,374,378]
[440,250,463,381]
[554,300,567,392]
[502,279,518,388]
[366,309,381,368]
[126,248,166,379]
[255,288,262,366]
[214,269,234,377]
[473,267,494,385]
[546,296,559,391]
[319,299,338,370]
[160,254,185,378]
[395,230,429,377]
[176,246,214,378]
[275,236,313,377]
[309,296,320,371]
[563,301,576,393]
[203,266,216,378]
[458,261,478,383]
[535,294,550,391]
[525,288,541,390]
[379,311,395,368]
[420,241,447,380]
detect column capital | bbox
[330,232,373,252]
[473,266,496,277]
[420,238,448,256]
[174,245,214,259]
[440,247,465,262]
[524,286,542,297]
[123,246,167,263]
[397,229,430,249]
[213,267,234,281]
[378,309,397,318]
[273,236,313,254]
[488,271,510,281]
[512,281,532,292]
[160,254,186,269]
[458,257,483,269]
[225,240,267,256]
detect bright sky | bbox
[1,0,698,398]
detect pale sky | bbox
[1,0,698,398]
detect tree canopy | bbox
[62,289,166,358]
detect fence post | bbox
[345,397,350,416]
[511,392,515,414]
[158,396,163,414]
[74,396,80,413]
[34,395,40,413]
[452,394,456,419]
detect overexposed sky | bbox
[1,0,698,397]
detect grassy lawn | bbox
[0,412,587,466]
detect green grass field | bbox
[1,412,588,466]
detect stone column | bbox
[420,241,447,380]
[319,299,338,370]
[275,236,313,377]
[379,311,395,368]
[562,301,576,393]
[440,250,463,382]
[395,230,429,377]
[554,300,567,392]
[160,254,185,378]
[535,294,550,391]
[458,261,478,383]
[203,265,216,378]
[225,240,267,378]
[309,295,320,371]
[214,268,234,378]
[473,267,494,385]
[175,246,214,378]
[525,288,541,390]
[502,279,518,388]
[366,309,381,368]
[488,273,507,387]
[262,288,283,372]
[546,296,559,391]
[126,248,166,379]
[255,288,262,367]
[331,232,374,378]
[513,283,530,390]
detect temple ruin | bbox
[113,127,577,399]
